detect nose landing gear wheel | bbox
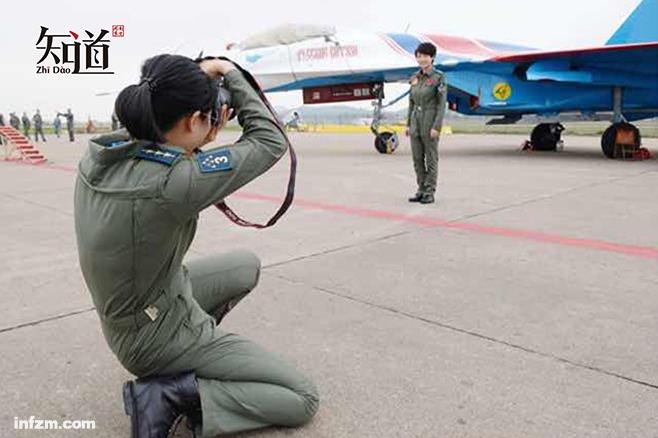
[374,131,399,154]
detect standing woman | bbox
[405,42,447,204]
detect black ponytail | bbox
[115,54,219,142]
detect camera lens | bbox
[211,77,235,126]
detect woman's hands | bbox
[198,59,236,79]
[406,128,439,139]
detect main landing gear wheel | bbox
[601,122,641,159]
[374,131,399,154]
[530,123,565,151]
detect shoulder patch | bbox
[135,147,181,166]
[108,140,130,149]
[196,148,232,173]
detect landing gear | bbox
[374,131,399,154]
[601,122,641,159]
[530,123,564,151]
[370,83,399,154]
[599,86,648,159]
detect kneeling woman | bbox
[74,54,319,438]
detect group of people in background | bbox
[0,109,75,142]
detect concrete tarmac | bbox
[1,132,656,437]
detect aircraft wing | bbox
[486,42,658,88]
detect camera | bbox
[210,76,236,126]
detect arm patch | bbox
[436,73,447,93]
[196,148,232,173]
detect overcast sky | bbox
[0,0,642,122]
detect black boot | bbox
[408,193,423,202]
[123,372,201,438]
[420,193,435,204]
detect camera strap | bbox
[198,56,296,229]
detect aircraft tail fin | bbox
[606,0,658,45]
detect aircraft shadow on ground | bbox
[304,143,657,164]
[441,145,657,163]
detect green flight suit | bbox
[407,69,447,196]
[74,69,318,437]
[33,113,46,142]
[21,115,31,140]
[58,111,75,141]
[9,114,20,130]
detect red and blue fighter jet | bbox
[227,0,658,157]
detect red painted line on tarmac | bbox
[45,163,77,172]
[1,160,77,172]
[6,161,658,260]
[234,192,658,260]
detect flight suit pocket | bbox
[177,292,215,338]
